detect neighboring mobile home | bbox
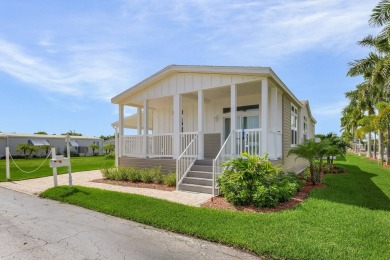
[112,65,316,194]
[0,133,103,158]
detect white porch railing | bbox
[212,130,235,196]
[176,132,199,190]
[148,134,173,158]
[234,128,262,155]
[180,132,198,151]
[123,135,144,157]
[122,132,199,158]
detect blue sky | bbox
[0,0,378,137]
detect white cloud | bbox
[0,38,134,102]
[312,100,348,117]
[121,0,378,61]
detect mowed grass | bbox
[41,154,390,260]
[0,156,114,181]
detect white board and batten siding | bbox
[128,73,263,103]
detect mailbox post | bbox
[51,148,58,187]
[49,136,73,188]
[65,135,73,187]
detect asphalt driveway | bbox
[0,187,258,259]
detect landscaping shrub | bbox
[217,152,302,207]
[105,152,115,160]
[163,173,176,186]
[101,166,176,186]
[140,169,154,183]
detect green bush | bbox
[140,169,154,183]
[101,166,176,186]
[163,173,176,186]
[105,152,115,159]
[217,153,301,208]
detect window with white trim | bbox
[291,105,298,146]
[303,116,307,142]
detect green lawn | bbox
[0,156,114,181]
[40,155,390,259]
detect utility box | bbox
[50,156,70,168]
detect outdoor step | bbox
[179,183,218,194]
[182,177,212,186]
[187,171,213,179]
[190,165,213,172]
[194,160,213,166]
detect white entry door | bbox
[224,115,260,154]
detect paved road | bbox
[0,188,258,260]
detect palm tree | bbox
[89,143,99,155]
[287,139,329,185]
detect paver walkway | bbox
[0,170,212,206]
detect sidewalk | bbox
[0,170,212,206]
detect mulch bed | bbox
[201,183,327,213]
[92,179,176,191]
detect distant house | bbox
[111,65,316,194]
[0,133,103,158]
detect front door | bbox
[224,115,260,154]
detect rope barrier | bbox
[9,150,53,174]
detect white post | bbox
[230,84,237,154]
[66,135,73,188]
[198,90,204,160]
[137,107,142,135]
[261,78,269,156]
[270,87,278,159]
[143,100,149,158]
[114,126,119,168]
[173,94,182,159]
[118,104,124,158]
[5,147,10,181]
[51,147,58,187]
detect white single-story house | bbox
[112,65,316,195]
[0,133,103,158]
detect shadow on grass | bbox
[312,163,390,211]
[58,186,90,198]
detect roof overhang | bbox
[112,110,153,129]
[111,65,303,107]
[300,100,317,124]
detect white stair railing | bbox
[176,132,199,190]
[212,130,235,196]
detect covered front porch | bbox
[113,78,283,195]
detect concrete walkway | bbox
[0,170,212,206]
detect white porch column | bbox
[137,107,142,135]
[198,90,204,159]
[143,100,149,158]
[173,94,182,159]
[118,104,124,158]
[230,84,237,153]
[114,126,119,168]
[261,79,269,155]
[270,87,278,159]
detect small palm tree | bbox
[89,143,99,155]
[287,139,329,185]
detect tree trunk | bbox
[373,133,377,159]
[310,164,316,185]
[387,124,390,165]
[367,132,372,158]
[379,130,384,165]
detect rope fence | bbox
[9,150,53,174]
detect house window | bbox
[291,104,298,146]
[303,116,307,142]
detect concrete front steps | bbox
[178,159,218,194]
